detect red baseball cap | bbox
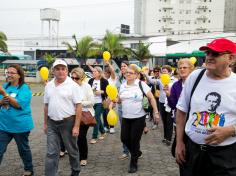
[199,38,236,54]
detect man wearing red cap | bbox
[175,38,236,176]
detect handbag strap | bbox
[139,81,147,98]
[186,68,206,121]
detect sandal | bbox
[22,171,34,176]
[80,160,87,166]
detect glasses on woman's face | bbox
[5,71,18,75]
[178,66,189,70]
[125,71,135,75]
[71,76,80,81]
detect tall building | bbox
[134,0,236,38]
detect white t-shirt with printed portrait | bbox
[177,69,236,146]
[119,79,151,119]
[92,79,102,104]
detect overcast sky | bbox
[0,0,134,38]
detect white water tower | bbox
[40,8,60,46]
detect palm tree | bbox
[0,31,8,53]
[101,30,127,59]
[62,35,97,65]
[127,41,152,66]
[43,53,55,68]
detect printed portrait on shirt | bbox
[191,92,225,135]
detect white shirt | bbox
[108,77,117,86]
[80,82,95,116]
[92,79,102,104]
[119,79,151,119]
[177,69,236,146]
[44,77,83,121]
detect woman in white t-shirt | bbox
[119,64,160,173]
[88,66,109,144]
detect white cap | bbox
[52,59,67,68]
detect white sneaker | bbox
[110,128,115,134]
[118,153,129,160]
[152,125,157,130]
[104,127,109,133]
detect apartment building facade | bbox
[134,0,236,38]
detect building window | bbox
[186,20,191,24]
[208,20,211,23]
[209,10,211,12]
[159,9,161,12]
[164,19,166,22]
[158,30,161,32]
[159,20,161,22]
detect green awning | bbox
[166,51,205,57]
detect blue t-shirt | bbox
[0,83,34,133]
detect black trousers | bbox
[77,125,89,160]
[159,102,173,141]
[181,138,236,176]
[121,116,145,160]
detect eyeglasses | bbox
[71,76,80,81]
[125,71,135,75]
[178,67,189,70]
[5,72,18,75]
[205,51,230,57]
[153,70,160,73]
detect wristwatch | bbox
[232,125,236,137]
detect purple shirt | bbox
[167,79,183,110]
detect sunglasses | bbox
[153,70,160,73]
[205,51,230,57]
[71,76,80,81]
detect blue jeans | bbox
[117,104,129,155]
[45,117,80,176]
[0,130,33,172]
[92,103,105,139]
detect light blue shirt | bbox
[0,83,34,133]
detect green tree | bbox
[62,35,97,65]
[101,30,127,59]
[127,41,152,65]
[0,31,8,53]
[43,53,55,68]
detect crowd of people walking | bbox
[0,38,236,176]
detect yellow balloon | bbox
[190,57,197,65]
[39,67,49,81]
[160,74,171,86]
[107,109,118,126]
[103,51,111,61]
[106,85,118,101]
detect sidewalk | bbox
[0,94,179,176]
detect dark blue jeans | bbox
[92,103,105,139]
[0,130,33,172]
